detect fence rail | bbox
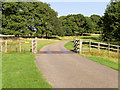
[74,38,120,55]
[0,37,38,53]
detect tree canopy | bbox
[59,14,101,36]
[2,2,59,37]
[2,1,119,41]
[101,1,120,42]
[2,2,102,37]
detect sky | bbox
[40,0,110,17]
[41,0,110,2]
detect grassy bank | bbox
[64,41,119,71]
[2,40,57,88]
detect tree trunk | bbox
[46,33,48,38]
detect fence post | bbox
[74,38,75,51]
[35,37,37,51]
[108,43,110,54]
[117,46,119,54]
[5,41,7,53]
[89,40,91,52]
[20,40,21,52]
[98,42,100,53]
[79,39,82,55]
[1,45,2,53]
[32,39,34,53]
[74,38,76,52]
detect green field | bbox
[64,41,119,71]
[2,40,57,88]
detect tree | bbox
[84,17,94,33]
[90,15,101,34]
[102,1,120,41]
[59,14,86,36]
[2,2,58,38]
[84,15,101,34]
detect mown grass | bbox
[64,41,120,71]
[83,56,119,71]
[2,40,57,88]
[37,40,58,51]
[57,35,100,41]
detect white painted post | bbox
[32,39,33,53]
[117,46,119,54]
[5,41,7,53]
[35,37,37,51]
[108,43,110,54]
[98,42,100,53]
[79,39,82,55]
[89,40,91,52]
[20,40,21,52]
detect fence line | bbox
[0,37,38,53]
[74,39,120,55]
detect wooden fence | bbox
[74,38,120,55]
[0,37,38,53]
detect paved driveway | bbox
[36,41,118,88]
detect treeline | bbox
[59,14,101,36]
[2,1,120,42]
[2,2,101,37]
[2,2,59,38]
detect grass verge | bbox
[83,55,119,71]
[64,41,119,71]
[2,40,57,88]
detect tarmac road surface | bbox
[36,41,118,88]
